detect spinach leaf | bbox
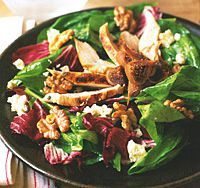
[191,34,200,51]
[128,124,187,174]
[13,48,63,91]
[84,154,103,165]
[54,113,98,153]
[158,18,190,34]
[112,152,121,172]
[128,2,157,18]
[158,19,200,68]
[138,66,200,102]
[138,100,184,142]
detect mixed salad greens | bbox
[6,2,200,175]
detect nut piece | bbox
[172,64,181,74]
[37,106,70,139]
[50,106,70,132]
[164,99,194,119]
[43,71,73,94]
[112,102,137,130]
[49,29,74,54]
[37,114,60,140]
[114,6,137,33]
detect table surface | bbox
[0,0,200,24]
[0,0,199,187]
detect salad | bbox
[6,2,200,175]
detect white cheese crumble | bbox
[83,104,112,117]
[42,72,49,77]
[135,128,143,138]
[127,140,147,163]
[7,94,29,116]
[7,80,21,90]
[13,59,25,70]
[47,28,60,43]
[60,65,70,72]
[174,33,181,41]
[174,53,186,65]
[159,29,175,48]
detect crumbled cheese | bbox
[127,140,147,162]
[56,64,61,68]
[43,72,49,77]
[174,53,186,64]
[47,28,60,43]
[159,29,175,48]
[13,59,25,70]
[135,128,143,138]
[60,65,70,72]
[174,33,181,41]
[83,104,112,117]
[159,29,174,47]
[7,94,29,116]
[7,79,21,90]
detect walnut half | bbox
[43,71,73,94]
[114,6,137,33]
[37,106,70,139]
[49,29,74,54]
[164,99,194,119]
[112,102,137,130]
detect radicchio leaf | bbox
[12,41,50,65]
[83,113,113,137]
[10,100,47,140]
[103,127,130,165]
[51,45,83,72]
[44,142,81,165]
[136,6,162,37]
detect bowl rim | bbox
[0,7,200,188]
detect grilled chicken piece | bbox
[118,31,139,51]
[75,39,116,74]
[43,84,124,106]
[48,69,111,88]
[63,71,111,88]
[106,66,127,86]
[99,23,119,65]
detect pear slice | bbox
[75,38,116,74]
[99,23,119,65]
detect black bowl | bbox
[0,8,200,188]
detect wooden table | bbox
[0,0,200,24]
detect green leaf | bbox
[138,100,184,141]
[138,66,200,102]
[128,2,157,18]
[158,19,190,34]
[13,48,63,91]
[128,124,187,174]
[158,19,200,68]
[191,34,200,51]
[37,27,49,43]
[112,152,121,172]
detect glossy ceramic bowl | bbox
[0,8,200,188]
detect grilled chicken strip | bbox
[43,84,124,106]
[48,70,111,89]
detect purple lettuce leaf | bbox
[51,45,83,72]
[12,41,50,65]
[10,100,47,140]
[136,6,162,37]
